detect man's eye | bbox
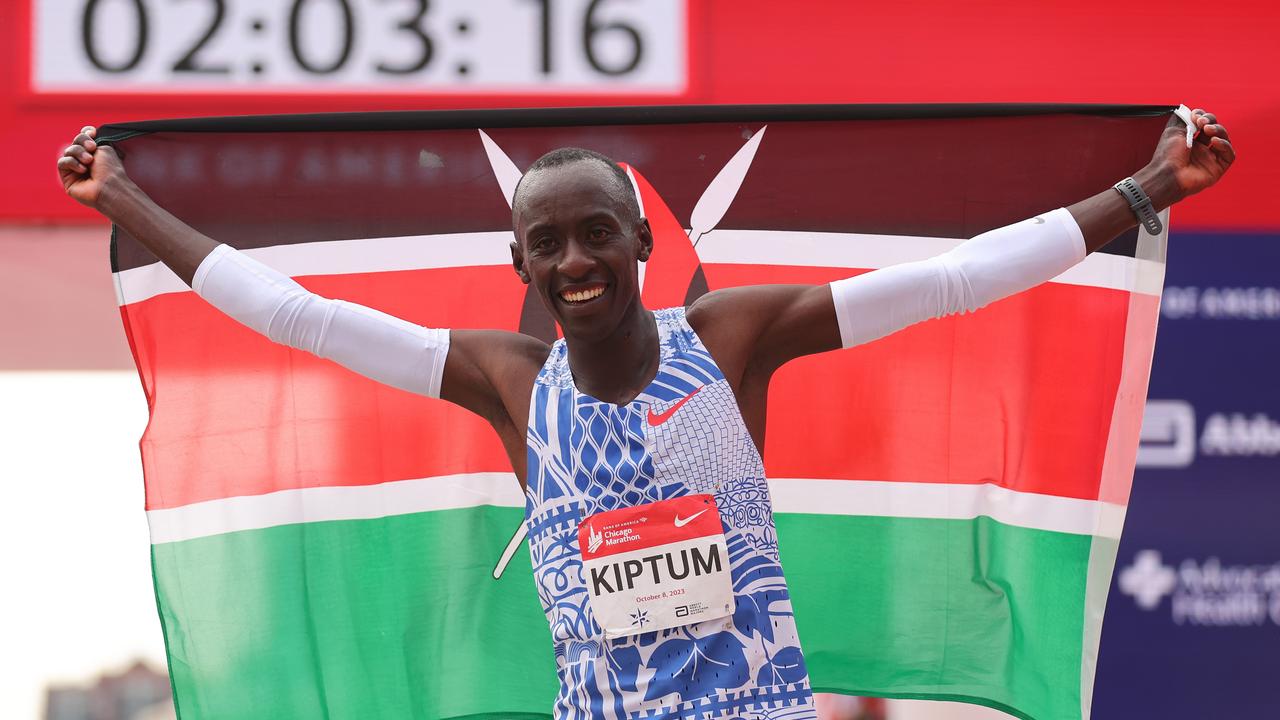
[532,237,556,251]
[589,227,611,240]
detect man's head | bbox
[510,148,652,342]
[513,148,641,226]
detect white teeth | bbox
[561,286,605,303]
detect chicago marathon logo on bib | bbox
[578,494,734,638]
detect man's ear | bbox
[510,241,531,284]
[637,218,654,262]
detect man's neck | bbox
[564,302,659,406]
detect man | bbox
[59,110,1233,719]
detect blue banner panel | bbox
[1095,231,1280,718]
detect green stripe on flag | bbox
[153,507,1102,720]
[780,514,1095,720]
[152,506,556,720]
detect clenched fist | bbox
[1154,109,1236,201]
[57,126,129,210]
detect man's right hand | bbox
[55,124,217,284]
[58,125,126,210]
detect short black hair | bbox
[512,147,641,227]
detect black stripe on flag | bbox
[108,105,1169,272]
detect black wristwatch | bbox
[1112,177,1164,236]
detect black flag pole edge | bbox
[97,102,1175,140]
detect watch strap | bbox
[1113,176,1164,236]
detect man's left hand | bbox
[1153,108,1236,202]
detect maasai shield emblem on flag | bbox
[104,105,1172,720]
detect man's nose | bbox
[557,237,596,278]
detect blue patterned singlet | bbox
[524,308,816,720]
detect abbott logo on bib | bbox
[578,494,733,638]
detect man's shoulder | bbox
[452,328,552,373]
[685,285,788,332]
[683,287,731,330]
[444,329,549,432]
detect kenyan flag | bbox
[105,105,1171,720]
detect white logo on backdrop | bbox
[1162,286,1280,320]
[1118,550,1280,627]
[1200,412,1280,457]
[1138,400,1196,468]
[1137,402,1280,468]
[1118,550,1178,609]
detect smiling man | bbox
[59,111,1233,719]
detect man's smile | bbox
[559,282,608,305]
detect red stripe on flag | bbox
[123,264,1130,509]
[125,266,523,510]
[707,264,1129,501]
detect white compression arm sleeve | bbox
[192,244,450,398]
[830,207,1086,348]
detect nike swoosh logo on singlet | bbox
[674,509,708,527]
[647,386,703,426]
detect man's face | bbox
[511,161,652,342]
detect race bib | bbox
[579,494,734,638]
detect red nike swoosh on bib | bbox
[647,386,703,426]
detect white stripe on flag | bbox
[115,229,1161,306]
[769,478,1126,541]
[146,473,1124,544]
[114,231,516,305]
[696,229,1165,296]
[146,472,524,544]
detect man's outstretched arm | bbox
[58,128,542,429]
[695,109,1235,377]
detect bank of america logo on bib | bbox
[577,495,733,638]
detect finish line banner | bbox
[102,105,1172,720]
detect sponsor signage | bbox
[1138,401,1280,469]
[1119,551,1280,627]
[1161,285,1280,320]
[1095,232,1280,718]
